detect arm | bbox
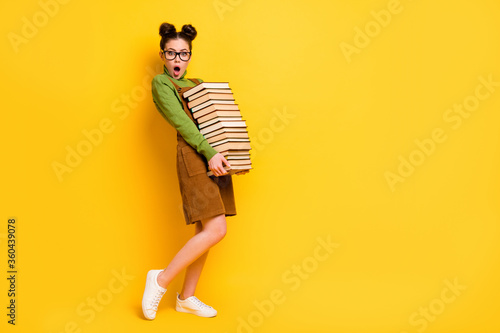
[151,76,218,161]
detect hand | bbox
[208,153,231,177]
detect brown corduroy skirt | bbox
[176,134,237,225]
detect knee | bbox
[205,215,227,244]
[212,220,227,243]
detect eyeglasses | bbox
[162,50,192,61]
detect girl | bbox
[142,22,246,320]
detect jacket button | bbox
[178,88,182,92]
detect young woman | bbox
[142,22,247,320]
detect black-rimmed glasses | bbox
[162,50,192,61]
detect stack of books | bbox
[183,82,252,176]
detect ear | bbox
[159,50,164,60]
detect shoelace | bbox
[149,289,166,310]
[189,296,212,309]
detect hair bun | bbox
[159,22,176,37]
[181,24,197,41]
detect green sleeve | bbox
[151,76,218,161]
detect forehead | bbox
[165,38,190,50]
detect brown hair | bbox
[159,22,197,51]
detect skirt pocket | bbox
[181,145,208,177]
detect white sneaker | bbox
[175,292,217,318]
[142,269,167,320]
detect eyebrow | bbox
[166,48,189,51]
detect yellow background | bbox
[2,0,500,332]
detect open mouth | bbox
[173,66,181,76]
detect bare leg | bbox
[157,214,226,289]
[179,221,209,299]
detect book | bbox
[183,81,252,176]
[192,104,240,119]
[183,82,230,98]
[220,150,250,156]
[206,131,249,144]
[224,159,251,166]
[187,93,234,109]
[203,127,248,139]
[207,165,252,177]
[191,99,235,113]
[211,139,251,149]
[208,137,249,145]
[200,121,246,135]
[211,141,251,152]
[187,88,232,101]
[226,154,251,160]
[198,117,243,129]
[196,110,242,123]
[213,138,250,144]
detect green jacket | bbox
[151,65,218,161]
